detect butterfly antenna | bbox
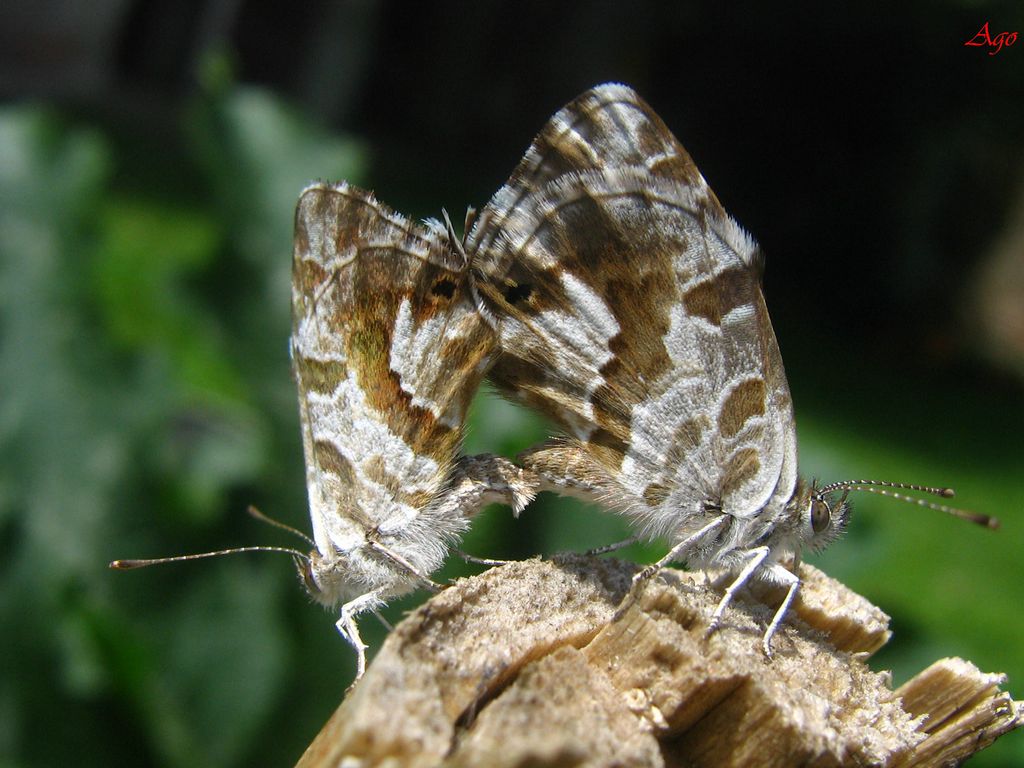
[110,546,310,570]
[818,479,999,529]
[247,505,315,547]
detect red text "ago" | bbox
[964,22,1018,55]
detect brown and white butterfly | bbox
[114,183,537,680]
[286,183,538,677]
[464,83,995,653]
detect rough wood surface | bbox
[295,556,1020,768]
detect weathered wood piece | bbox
[296,556,1020,767]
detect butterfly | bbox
[112,182,537,680]
[287,182,538,677]
[463,83,995,653]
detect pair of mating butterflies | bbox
[117,84,994,679]
[289,82,997,677]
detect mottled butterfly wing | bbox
[293,182,534,676]
[468,84,799,542]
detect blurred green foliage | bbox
[0,78,365,766]
[1,78,1021,768]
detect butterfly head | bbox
[777,479,851,558]
[297,537,434,609]
[799,482,852,553]
[790,478,998,560]
[297,546,364,608]
[296,549,330,604]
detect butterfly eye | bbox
[810,498,832,534]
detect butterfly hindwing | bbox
[292,182,535,676]
[468,84,799,544]
[294,183,486,560]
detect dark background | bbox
[1,1,1022,766]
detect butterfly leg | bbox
[336,589,386,681]
[587,536,641,556]
[455,549,512,567]
[366,539,443,593]
[633,516,728,586]
[758,562,801,657]
[371,607,394,632]
[705,545,771,641]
